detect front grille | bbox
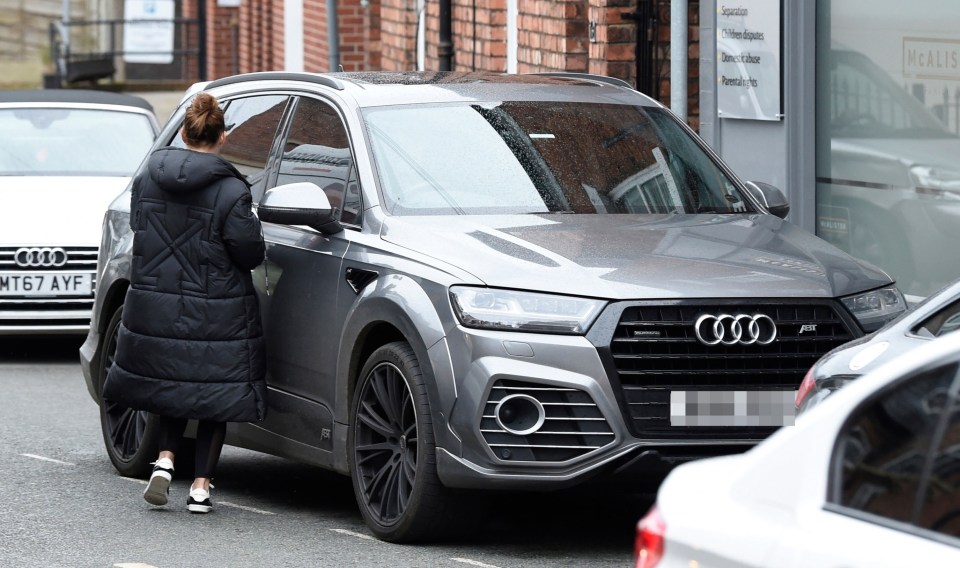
[606,301,858,438]
[0,246,98,272]
[480,380,616,463]
[0,246,97,330]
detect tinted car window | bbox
[832,361,960,534]
[169,95,288,201]
[0,108,154,176]
[220,95,289,201]
[916,383,960,537]
[276,97,358,224]
[363,103,751,216]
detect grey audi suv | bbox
[79,71,905,542]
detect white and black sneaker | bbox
[187,486,213,514]
[143,458,174,506]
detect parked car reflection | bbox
[816,45,960,297]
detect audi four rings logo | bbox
[14,247,68,268]
[694,313,778,346]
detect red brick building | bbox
[181,0,698,125]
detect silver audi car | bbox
[0,90,158,334]
[79,71,905,542]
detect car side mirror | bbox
[744,181,790,219]
[258,182,343,234]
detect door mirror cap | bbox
[258,182,343,234]
[744,181,790,219]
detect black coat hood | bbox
[149,147,251,195]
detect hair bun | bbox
[192,92,217,114]
[183,92,225,148]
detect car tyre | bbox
[97,305,160,478]
[349,341,458,542]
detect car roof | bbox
[202,71,656,108]
[0,89,154,113]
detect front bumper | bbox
[78,326,100,402]
[0,306,91,335]
[434,327,770,490]
[433,299,858,489]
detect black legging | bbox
[157,417,227,479]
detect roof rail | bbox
[205,72,345,91]
[529,72,633,89]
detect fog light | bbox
[495,394,545,436]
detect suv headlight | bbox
[910,165,960,200]
[449,286,606,335]
[841,286,907,332]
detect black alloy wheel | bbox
[349,341,455,542]
[98,305,158,477]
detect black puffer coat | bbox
[103,147,267,422]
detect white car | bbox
[635,332,960,567]
[0,90,158,334]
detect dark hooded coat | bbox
[103,147,267,422]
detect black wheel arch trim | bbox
[334,291,461,473]
[92,279,130,399]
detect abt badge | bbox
[799,324,818,334]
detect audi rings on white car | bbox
[0,90,158,334]
[14,247,69,268]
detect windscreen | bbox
[0,108,155,176]
[363,102,752,215]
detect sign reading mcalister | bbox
[717,2,782,121]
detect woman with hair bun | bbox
[103,92,267,514]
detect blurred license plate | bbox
[670,390,796,427]
[0,272,92,297]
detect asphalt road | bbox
[0,337,648,568]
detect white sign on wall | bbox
[716,1,782,121]
[123,0,175,64]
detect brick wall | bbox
[303,0,328,72]
[181,0,199,82]
[231,0,370,73]
[517,0,588,72]
[218,0,701,127]
[338,1,367,71]
[273,0,286,70]
[235,0,248,73]
[587,0,635,85]
[449,0,507,72]
[379,0,417,70]
[300,0,367,72]
[237,0,280,76]
[364,0,382,70]
[206,0,240,79]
